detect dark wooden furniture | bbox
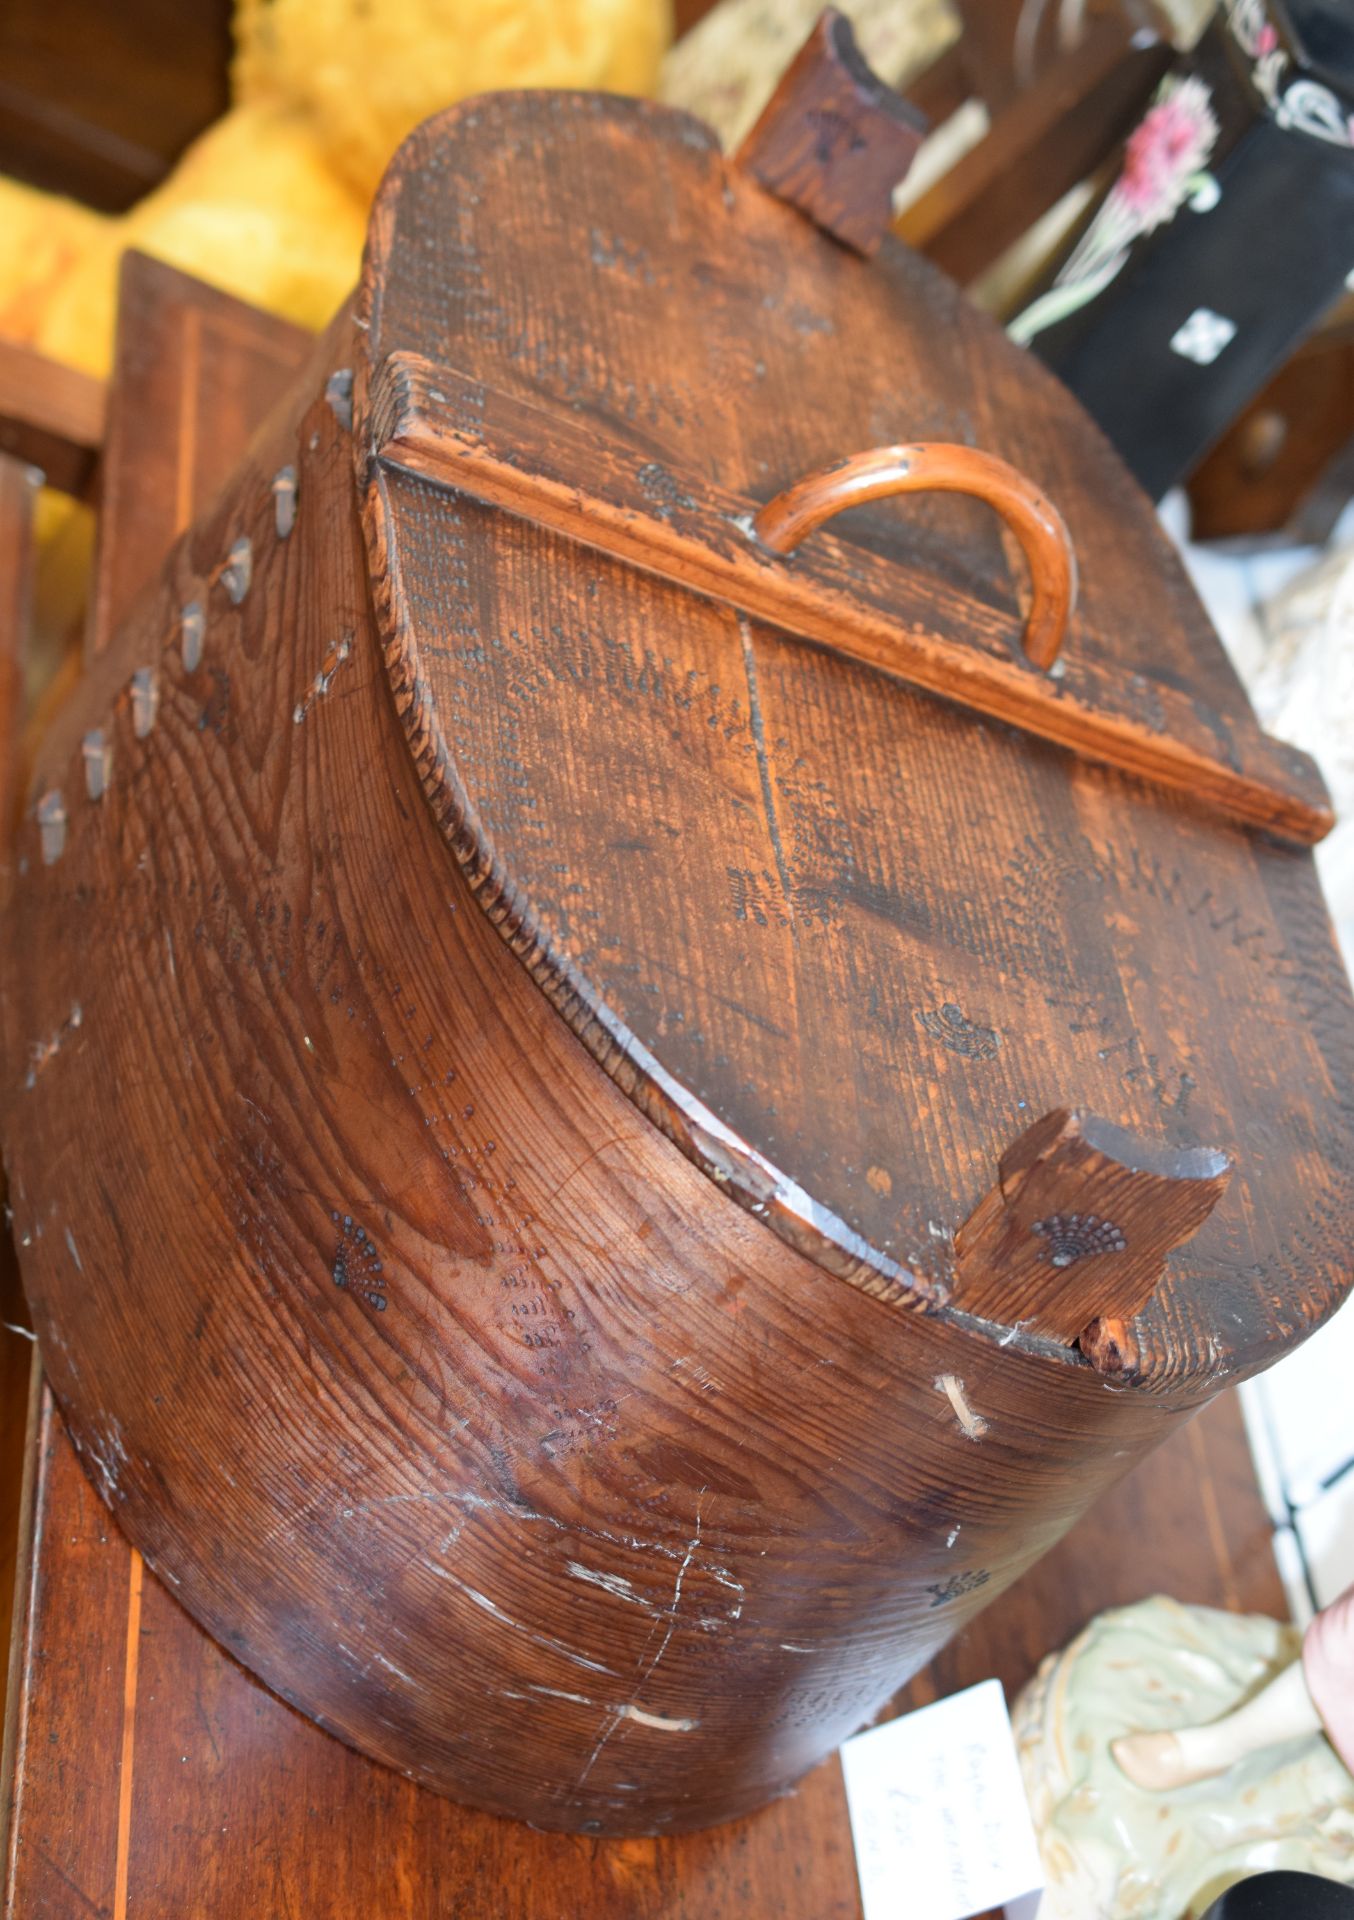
[0,349,103,504]
[1187,312,1354,547]
[0,0,231,210]
[1,18,1349,1841]
[897,0,1174,285]
[1,1382,1286,1919]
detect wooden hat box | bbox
[3,12,1351,1838]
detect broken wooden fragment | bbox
[952,1109,1232,1350]
[733,8,927,254]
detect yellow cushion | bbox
[233,0,672,199]
[32,104,368,377]
[0,177,107,350]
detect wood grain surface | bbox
[733,8,927,255]
[952,1107,1233,1342]
[1,1384,1286,1920]
[7,355,1254,1826]
[2,86,1349,1837]
[370,352,1329,840]
[360,91,1353,1383]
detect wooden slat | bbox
[0,346,105,500]
[0,1320,38,1830]
[0,0,229,212]
[372,349,1333,846]
[2,247,313,1920]
[2,1387,129,1919]
[87,249,310,660]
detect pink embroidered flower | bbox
[1114,75,1220,232]
[1009,73,1222,348]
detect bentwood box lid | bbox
[353,83,1352,1387]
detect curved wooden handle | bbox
[751,443,1078,670]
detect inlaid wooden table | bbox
[1,1373,1283,1919]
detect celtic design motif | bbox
[917,1004,1001,1060]
[925,1569,991,1609]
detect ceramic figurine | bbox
[1014,1596,1354,1919]
[1114,1582,1354,1786]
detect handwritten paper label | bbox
[841,1678,1044,1920]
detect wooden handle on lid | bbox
[752,443,1078,671]
[370,350,1335,845]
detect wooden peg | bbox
[733,8,928,255]
[952,1109,1232,1347]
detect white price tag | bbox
[841,1678,1044,1920]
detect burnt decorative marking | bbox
[917,1004,1001,1060]
[130,668,159,739]
[272,465,298,539]
[81,730,111,801]
[805,106,868,168]
[925,1569,991,1608]
[35,791,66,865]
[330,1212,387,1310]
[1032,1212,1127,1269]
[636,462,697,523]
[220,538,253,605]
[588,229,655,284]
[181,601,205,672]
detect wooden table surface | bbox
[1,1378,1284,1920]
